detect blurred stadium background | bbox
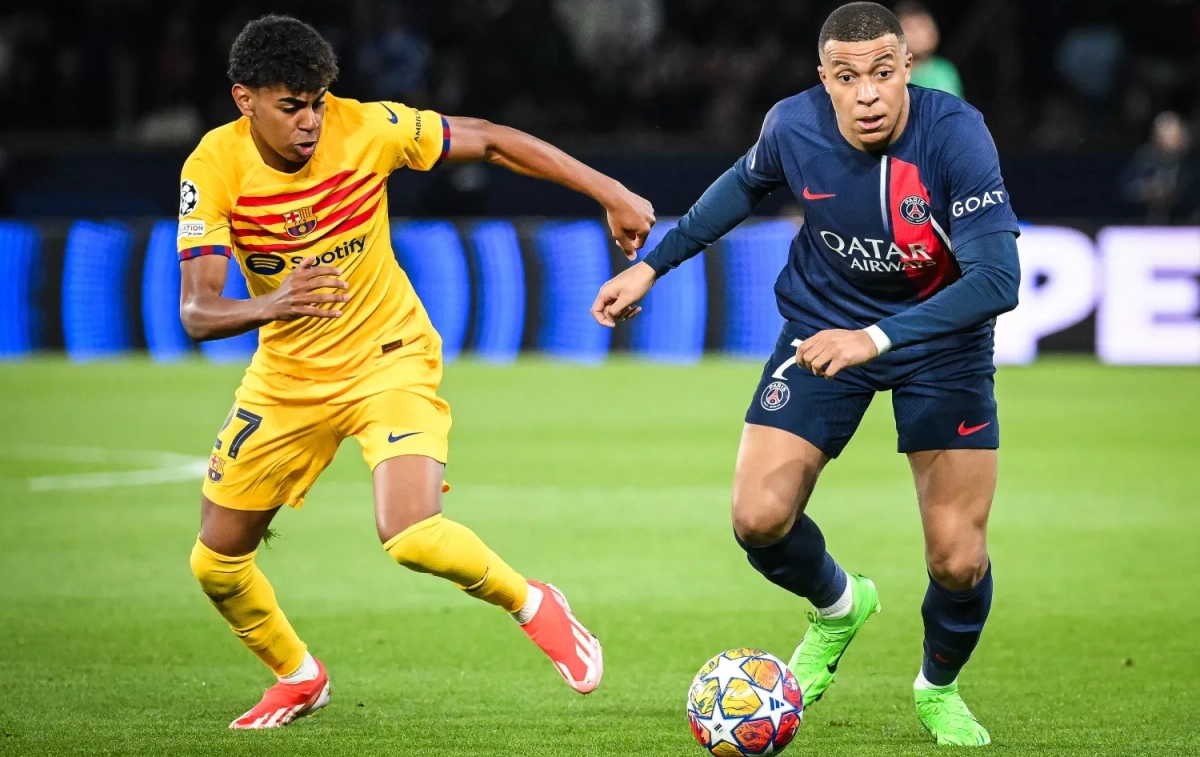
[0,1,1198,755]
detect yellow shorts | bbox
[201,344,451,511]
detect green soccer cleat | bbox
[914,681,991,746]
[786,573,880,707]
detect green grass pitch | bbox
[0,357,1197,756]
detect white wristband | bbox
[863,324,892,356]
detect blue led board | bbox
[62,221,133,361]
[467,221,525,363]
[142,221,193,361]
[0,222,41,358]
[722,220,796,358]
[391,221,471,361]
[198,257,259,362]
[532,221,612,363]
[630,220,707,363]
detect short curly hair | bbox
[227,14,338,92]
[818,2,905,58]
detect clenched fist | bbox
[796,329,879,378]
[603,187,656,260]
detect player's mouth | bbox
[857,115,886,132]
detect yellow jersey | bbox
[177,95,449,380]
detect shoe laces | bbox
[793,611,853,667]
[917,688,979,728]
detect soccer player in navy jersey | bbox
[592,2,1018,746]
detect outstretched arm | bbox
[590,154,775,326]
[588,102,787,326]
[444,116,655,259]
[642,156,773,276]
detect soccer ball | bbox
[687,648,803,756]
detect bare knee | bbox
[926,549,988,591]
[198,497,275,557]
[731,474,814,545]
[732,498,792,545]
[724,467,820,544]
[373,456,444,544]
[731,423,827,546]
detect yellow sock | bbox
[189,538,307,677]
[384,514,529,613]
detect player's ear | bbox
[231,84,255,119]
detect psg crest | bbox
[760,381,790,411]
[900,195,931,225]
[283,207,318,238]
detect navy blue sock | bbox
[736,515,848,608]
[921,563,993,686]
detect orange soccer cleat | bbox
[228,657,331,730]
[519,581,603,694]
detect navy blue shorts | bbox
[745,325,1000,458]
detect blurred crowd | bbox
[0,0,1197,218]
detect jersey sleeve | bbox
[177,154,233,262]
[645,105,785,277]
[936,110,1019,249]
[376,102,450,172]
[736,103,788,192]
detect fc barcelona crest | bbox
[208,454,226,483]
[283,207,317,238]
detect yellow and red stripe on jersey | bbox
[229,171,388,254]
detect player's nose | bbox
[297,110,319,132]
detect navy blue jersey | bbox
[738,85,1019,352]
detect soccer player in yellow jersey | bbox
[179,15,655,729]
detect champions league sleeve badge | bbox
[180,180,200,216]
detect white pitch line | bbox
[4,444,200,468]
[8,446,735,496]
[1,445,210,492]
[28,462,209,492]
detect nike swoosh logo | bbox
[388,431,422,443]
[803,187,836,200]
[381,103,399,124]
[958,421,991,436]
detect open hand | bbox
[264,256,350,321]
[796,329,879,378]
[591,262,657,327]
